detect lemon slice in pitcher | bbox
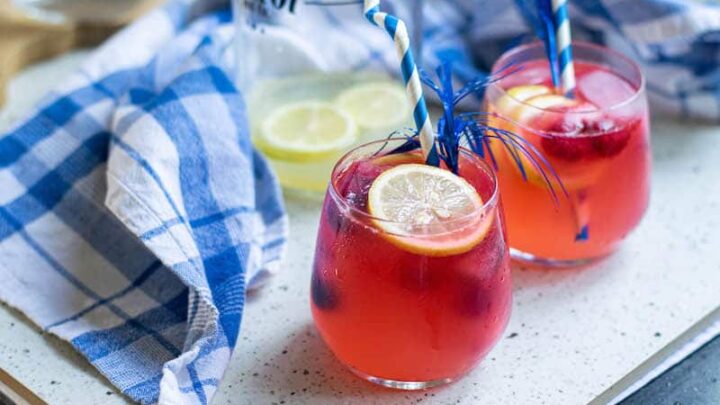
[336,82,409,131]
[257,101,357,162]
[368,164,491,256]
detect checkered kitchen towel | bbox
[0,1,286,404]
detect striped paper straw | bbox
[551,0,587,240]
[552,0,576,96]
[364,0,436,163]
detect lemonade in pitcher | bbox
[234,0,418,193]
[247,73,410,192]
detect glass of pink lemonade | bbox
[485,41,651,266]
[311,138,512,389]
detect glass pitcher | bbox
[232,0,423,194]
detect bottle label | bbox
[242,0,360,17]
[243,0,298,15]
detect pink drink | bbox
[485,42,651,265]
[311,140,511,388]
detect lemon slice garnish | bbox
[495,84,552,116]
[508,84,552,100]
[515,93,577,123]
[368,164,491,256]
[336,82,409,131]
[257,101,357,162]
[492,89,576,187]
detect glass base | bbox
[510,248,611,268]
[349,367,455,390]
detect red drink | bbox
[311,139,511,389]
[485,42,651,265]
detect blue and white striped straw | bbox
[551,0,586,240]
[364,0,436,163]
[552,0,576,96]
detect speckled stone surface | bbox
[1,52,720,405]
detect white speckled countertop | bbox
[1,52,720,405]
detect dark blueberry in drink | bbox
[311,269,338,311]
[457,275,495,317]
[323,198,344,234]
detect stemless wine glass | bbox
[232,0,422,195]
[484,41,651,266]
[310,138,512,389]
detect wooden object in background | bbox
[0,368,46,405]
[0,0,162,106]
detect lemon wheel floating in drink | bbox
[367,163,492,256]
[248,73,411,194]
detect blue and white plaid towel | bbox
[0,1,286,404]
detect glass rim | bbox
[327,137,500,236]
[489,40,646,117]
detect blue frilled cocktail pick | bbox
[390,61,567,205]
